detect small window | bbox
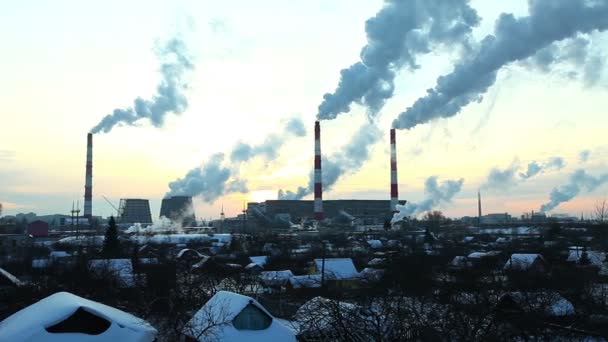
[232,304,272,330]
[46,307,112,335]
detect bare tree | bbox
[595,198,607,223]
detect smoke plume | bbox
[91,38,194,134]
[167,117,306,202]
[579,150,591,162]
[230,117,306,162]
[540,169,608,212]
[317,0,480,120]
[483,156,566,189]
[519,157,565,179]
[392,0,608,130]
[391,176,464,223]
[278,121,382,200]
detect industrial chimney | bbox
[84,133,93,220]
[390,129,399,212]
[314,121,324,221]
[477,189,482,225]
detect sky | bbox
[1,0,607,220]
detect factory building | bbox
[160,196,196,226]
[118,199,153,225]
[248,199,406,226]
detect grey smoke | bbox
[278,121,382,200]
[520,157,566,179]
[392,176,464,222]
[540,169,608,212]
[484,162,519,189]
[166,154,245,202]
[529,35,605,86]
[317,0,480,120]
[579,150,591,162]
[91,38,194,134]
[392,0,608,130]
[230,117,307,162]
[168,117,306,203]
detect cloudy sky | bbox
[1,0,607,220]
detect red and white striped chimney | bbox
[314,121,324,221]
[84,133,93,219]
[390,129,399,213]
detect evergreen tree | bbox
[102,216,121,258]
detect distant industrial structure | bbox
[160,196,196,226]
[118,199,152,225]
[313,121,324,221]
[83,133,93,221]
[390,129,399,213]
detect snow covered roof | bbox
[503,254,545,271]
[176,248,204,259]
[50,251,71,258]
[0,267,22,287]
[450,256,472,268]
[260,270,294,282]
[498,292,575,317]
[367,240,383,248]
[133,233,232,246]
[567,250,605,266]
[467,252,487,259]
[88,259,136,288]
[289,274,322,289]
[249,256,268,266]
[0,292,156,341]
[32,259,50,269]
[314,258,359,279]
[367,258,385,266]
[358,268,384,282]
[184,291,295,342]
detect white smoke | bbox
[391,176,464,223]
[392,0,608,130]
[318,0,480,120]
[278,121,382,200]
[126,216,182,234]
[540,169,608,212]
[168,117,306,202]
[483,156,566,190]
[91,38,194,134]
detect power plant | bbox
[118,199,153,225]
[81,121,404,229]
[160,196,196,226]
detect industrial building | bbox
[160,196,196,226]
[118,199,153,225]
[248,199,406,226]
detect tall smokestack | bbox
[84,133,93,220]
[390,129,399,213]
[477,189,482,225]
[314,121,324,221]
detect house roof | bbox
[314,258,359,279]
[498,292,575,316]
[289,274,322,289]
[367,240,383,248]
[567,250,605,266]
[184,291,295,342]
[503,254,545,271]
[249,256,268,266]
[0,292,156,341]
[260,270,294,281]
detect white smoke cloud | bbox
[391,176,464,223]
[168,117,306,202]
[483,156,566,190]
[392,0,608,130]
[278,121,382,200]
[91,38,194,134]
[318,0,480,120]
[540,169,608,212]
[579,149,591,163]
